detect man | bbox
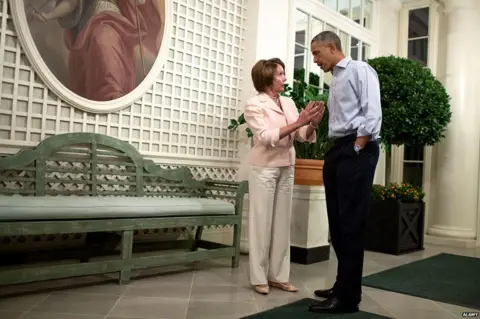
[308,31,382,313]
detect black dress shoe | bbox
[313,287,335,298]
[308,297,359,313]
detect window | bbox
[293,9,372,94]
[408,8,429,66]
[320,0,373,29]
[401,6,430,186]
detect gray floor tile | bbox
[186,300,258,319]
[22,312,104,319]
[190,285,254,302]
[108,296,188,319]
[193,267,248,287]
[0,243,478,318]
[123,281,191,299]
[0,294,49,311]
[0,310,25,319]
[31,292,118,316]
[62,282,127,296]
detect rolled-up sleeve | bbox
[295,125,316,143]
[356,65,382,139]
[244,103,280,147]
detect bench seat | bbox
[0,197,235,221]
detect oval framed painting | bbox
[9,0,172,113]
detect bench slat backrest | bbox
[0,133,205,198]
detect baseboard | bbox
[290,244,330,265]
[424,234,477,248]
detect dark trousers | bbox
[323,134,379,305]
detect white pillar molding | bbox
[290,185,330,264]
[371,0,403,186]
[427,0,479,245]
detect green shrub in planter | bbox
[367,55,452,148]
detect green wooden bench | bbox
[0,132,248,286]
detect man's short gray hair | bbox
[311,31,342,52]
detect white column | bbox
[290,185,330,264]
[371,0,402,185]
[237,0,292,254]
[428,0,479,244]
[238,0,291,103]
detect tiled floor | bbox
[0,243,479,319]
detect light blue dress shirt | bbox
[327,57,382,141]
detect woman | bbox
[244,58,324,295]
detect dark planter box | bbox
[365,199,425,255]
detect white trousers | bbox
[248,165,294,285]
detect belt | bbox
[331,133,357,145]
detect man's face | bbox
[311,41,335,73]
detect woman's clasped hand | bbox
[297,101,325,127]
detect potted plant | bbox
[366,55,452,150]
[362,56,451,255]
[365,183,425,255]
[228,79,332,186]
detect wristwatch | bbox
[354,144,361,154]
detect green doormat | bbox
[240,298,391,319]
[362,253,480,310]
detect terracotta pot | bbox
[294,158,324,186]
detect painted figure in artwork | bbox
[27,0,164,101]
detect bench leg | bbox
[231,222,241,268]
[191,226,204,251]
[119,230,133,285]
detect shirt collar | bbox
[336,56,352,68]
[333,56,352,75]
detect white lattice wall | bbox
[0,0,246,168]
[0,0,248,253]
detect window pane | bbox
[351,0,361,24]
[350,36,359,60]
[362,43,370,61]
[403,163,424,187]
[295,44,304,54]
[408,38,428,66]
[408,8,429,38]
[294,49,307,71]
[311,17,324,40]
[324,0,337,11]
[363,0,373,28]
[340,31,349,53]
[338,0,350,18]
[295,10,308,46]
[404,145,424,161]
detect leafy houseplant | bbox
[228,79,332,185]
[366,183,426,255]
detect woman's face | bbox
[270,64,287,93]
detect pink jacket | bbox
[244,93,316,167]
